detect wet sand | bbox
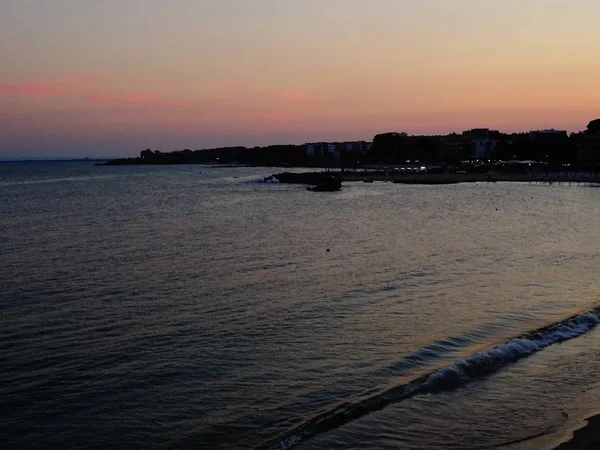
[553,415,600,450]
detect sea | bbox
[2,161,600,450]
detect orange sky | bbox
[1,0,599,157]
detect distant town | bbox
[103,119,600,172]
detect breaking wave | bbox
[260,175,280,184]
[260,305,600,450]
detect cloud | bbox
[0,82,65,97]
[279,89,314,102]
[0,74,106,98]
[52,74,107,85]
[0,74,187,109]
[278,89,317,107]
[88,92,188,109]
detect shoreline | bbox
[271,171,600,185]
[553,414,600,450]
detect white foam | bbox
[261,175,280,184]
[424,311,600,391]
[266,308,600,450]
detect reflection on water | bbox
[1,162,600,449]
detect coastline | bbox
[552,414,600,450]
[270,171,600,185]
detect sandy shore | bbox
[553,415,600,450]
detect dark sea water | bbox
[2,161,600,450]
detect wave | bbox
[259,305,600,450]
[260,175,280,184]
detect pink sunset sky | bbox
[1,0,599,157]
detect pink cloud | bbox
[52,74,107,85]
[88,92,188,109]
[0,74,187,109]
[0,82,65,97]
[279,89,315,103]
[278,90,319,108]
[0,74,106,98]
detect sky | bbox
[1,0,599,157]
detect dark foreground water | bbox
[2,161,600,450]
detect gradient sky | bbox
[1,0,599,157]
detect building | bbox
[529,129,567,137]
[462,129,500,160]
[305,142,329,158]
[472,139,498,159]
[578,119,600,166]
[306,141,372,162]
